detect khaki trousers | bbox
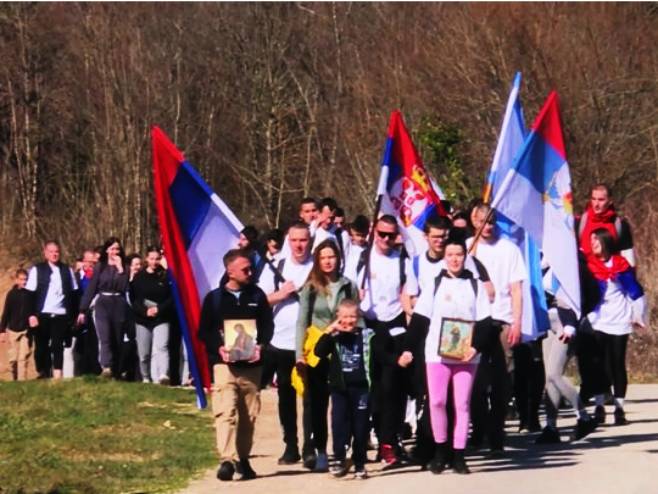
[7,329,33,381]
[212,364,262,462]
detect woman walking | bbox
[78,237,130,378]
[131,246,173,384]
[295,239,359,472]
[402,232,491,474]
[586,228,646,425]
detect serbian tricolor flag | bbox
[491,92,581,316]
[377,110,447,255]
[152,126,243,407]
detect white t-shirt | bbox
[343,243,365,284]
[467,236,526,324]
[258,255,313,351]
[414,274,491,364]
[414,252,485,295]
[587,260,636,336]
[27,264,79,315]
[358,248,419,322]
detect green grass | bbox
[0,377,216,494]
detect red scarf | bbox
[579,203,618,256]
[587,253,629,281]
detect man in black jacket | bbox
[198,249,273,482]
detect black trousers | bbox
[73,316,101,375]
[34,314,70,376]
[470,325,510,450]
[512,340,545,426]
[94,295,130,374]
[303,360,329,453]
[595,331,629,399]
[265,346,312,453]
[367,313,410,448]
[331,386,370,469]
[576,324,610,401]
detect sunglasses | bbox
[240,266,253,274]
[376,230,397,240]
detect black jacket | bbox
[1,286,34,332]
[130,269,174,328]
[198,283,273,371]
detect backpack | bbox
[356,248,406,288]
[433,271,478,299]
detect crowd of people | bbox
[0,183,648,482]
[0,241,189,385]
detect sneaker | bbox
[367,430,379,450]
[100,367,112,379]
[277,448,301,465]
[535,426,562,445]
[354,467,368,480]
[380,444,400,470]
[236,458,257,480]
[302,450,317,470]
[329,459,348,478]
[142,378,150,384]
[313,452,329,472]
[614,408,628,426]
[594,405,606,424]
[571,418,598,441]
[158,375,170,386]
[216,460,235,481]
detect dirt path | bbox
[178,384,658,494]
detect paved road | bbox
[178,384,658,494]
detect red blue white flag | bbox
[491,92,580,316]
[377,110,447,255]
[152,126,243,407]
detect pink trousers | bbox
[426,362,476,449]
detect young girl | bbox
[587,228,646,425]
[402,232,491,474]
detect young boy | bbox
[314,299,372,479]
[0,269,34,380]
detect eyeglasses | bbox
[240,267,252,274]
[376,230,397,240]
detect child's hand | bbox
[326,318,341,334]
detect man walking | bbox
[198,249,273,481]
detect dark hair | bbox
[424,214,452,234]
[306,239,341,295]
[300,197,318,208]
[99,237,126,265]
[319,197,338,213]
[145,245,161,256]
[223,248,249,268]
[451,209,471,225]
[334,207,345,218]
[288,220,311,236]
[591,227,616,259]
[445,229,467,253]
[377,214,398,231]
[349,215,370,235]
[15,268,28,278]
[265,228,284,245]
[126,253,142,266]
[241,225,259,246]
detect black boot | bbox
[452,449,470,474]
[426,442,447,474]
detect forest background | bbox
[0,3,656,375]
